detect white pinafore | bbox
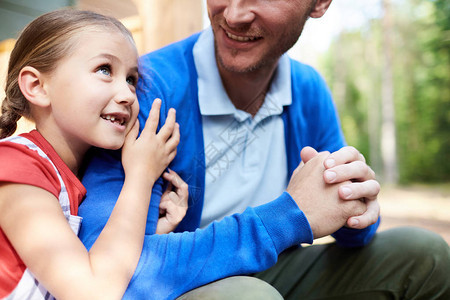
[2,136,82,300]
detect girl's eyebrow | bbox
[130,66,139,74]
[89,53,119,62]
[90,53,138,73]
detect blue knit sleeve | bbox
[78,147,163,245]
[78,157,312,300]
[123,192,312,300]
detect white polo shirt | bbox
[194,27,292,227]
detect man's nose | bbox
[223,0,256,27]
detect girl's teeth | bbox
[103,115,124,125]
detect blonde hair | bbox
[0,9,135,138]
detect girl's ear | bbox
[309,0,333,19]
[18,66,51,107]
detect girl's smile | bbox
[40,29,140,161]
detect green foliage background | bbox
[320,0,450,184]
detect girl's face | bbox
[42,29,139,152]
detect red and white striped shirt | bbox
[0,130,85,298]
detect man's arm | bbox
[78,147,368,299]
[78,148,313,299]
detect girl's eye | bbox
[126,75,138,86]
[97,65,111,76]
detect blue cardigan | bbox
[79,32,379,299]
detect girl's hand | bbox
[121,99,180,183]
[156,169,189,234]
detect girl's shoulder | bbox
[0,131,86,215]
[0,134,61,199]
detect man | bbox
[79,0,450,299]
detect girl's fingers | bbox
[141,98,162,136]
[159,197,170,209]
[162,171,173,183]
[165,123,180,152]
[163,170,179,187]
[158,108,176,141]
[162,170,188,206]
[124,119,139,144]
[164,151,177,166]
[160,192,184,215]
[162,180,173,195]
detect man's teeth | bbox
[226,32,257,42]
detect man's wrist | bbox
[253,192,313,254]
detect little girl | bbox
[0,9,186,299]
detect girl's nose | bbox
[115,83,136,106]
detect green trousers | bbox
[179,227,450,299]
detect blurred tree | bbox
[321,0,450,184]
[381,0,398,184]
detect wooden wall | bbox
[0,0,204,135]
[77,0,204,54]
